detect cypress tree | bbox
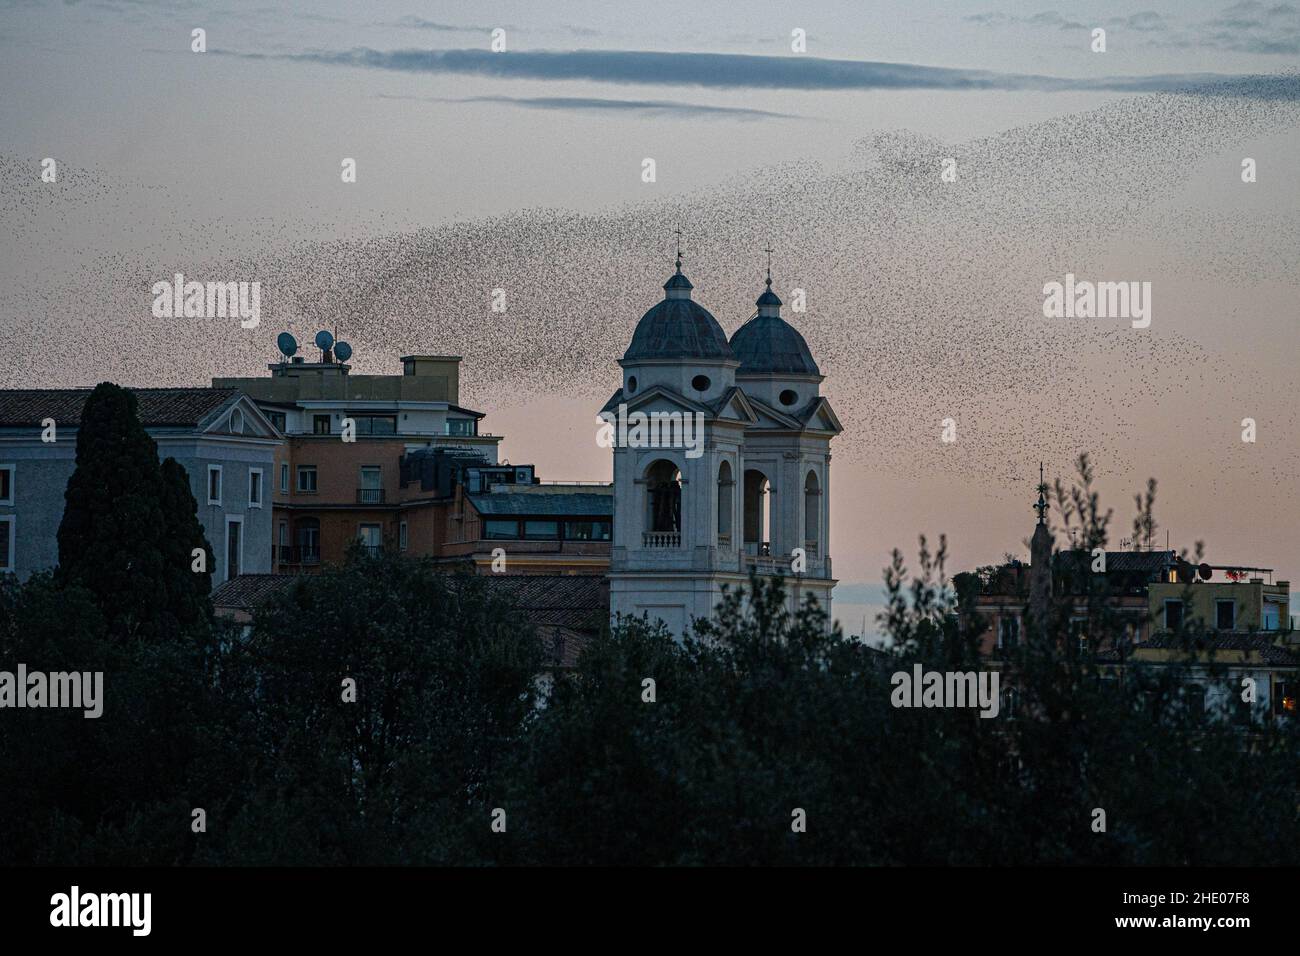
[159,456,214,629]
[57,383,169,639]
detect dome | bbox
[622,269,734,363]
[730,314,820,376]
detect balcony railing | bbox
[642,531,681,549]
[744,553,791,575]
[274,545,320,565]
[717,533,732,549]
[357,488,386,504]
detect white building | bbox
[602,258,842,637]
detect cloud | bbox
[374,93,801,120]
[392,16,504,33]
[968,4,1300,54]
[227,47,1280,96]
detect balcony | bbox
[642,531,681,549]
[356,488,386,505]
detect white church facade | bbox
[601,256,842,637]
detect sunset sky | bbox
[3,0,1298,633]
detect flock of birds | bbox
[2,76,1297,514]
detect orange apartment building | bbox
[215,344,611,576]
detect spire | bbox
[1034,461,1048,525]
[663,226,693,298]
[755,245,782,315]
[1028,462,1053,630]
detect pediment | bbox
[200,394,282,439]
[606,385,712,417]
[800,397,843,434]
[745,395,804,430]
[712,386,760,425]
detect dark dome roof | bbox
[623,278,734,363]
[729,314,820,376]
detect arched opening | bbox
[804,470,821,557]
[644,459,681,548]
[743,469,773,557]
[717,460,734,548]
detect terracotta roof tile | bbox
[0,387,238,428]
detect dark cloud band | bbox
[229,47,1298,97]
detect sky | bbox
[2,0,1298,633]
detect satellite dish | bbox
[315,330,334,351]
[276,332,298,357]
[334,341,353,362]
[1198,563,1213,581]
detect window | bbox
[446,419,475,437]
[524,520,559,540]
[267,411,287,432]
[249,469,263,508]
[277,520,288,561]
[313,414,331,435]
[352,415,397,436]
[359,466,383,504]
[1164,600,1184,631]
[627,376,637,394]
[280,462,289,493]
[779,389,798,406]
[691,374,711,392]
[1234,692,1253,727]
[0,464,13,504]
[297,466,317,493]
[1002,687,1019,720]
[998,616,1020,650]
[229,408,245,435]
[564,520,611,541]
[1069,618,1088,653]
[399,521,409,551]
[1274,681,1296,716]
[484,520,519,540]
[1263,602,1282,631]
[1183,683,1206,721]
[296,519,320,563]
[0,516,13,572]
[207,465,222,505]
[358,523,382,556]
[1216,600,1235,631]
[225,517,242,582]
